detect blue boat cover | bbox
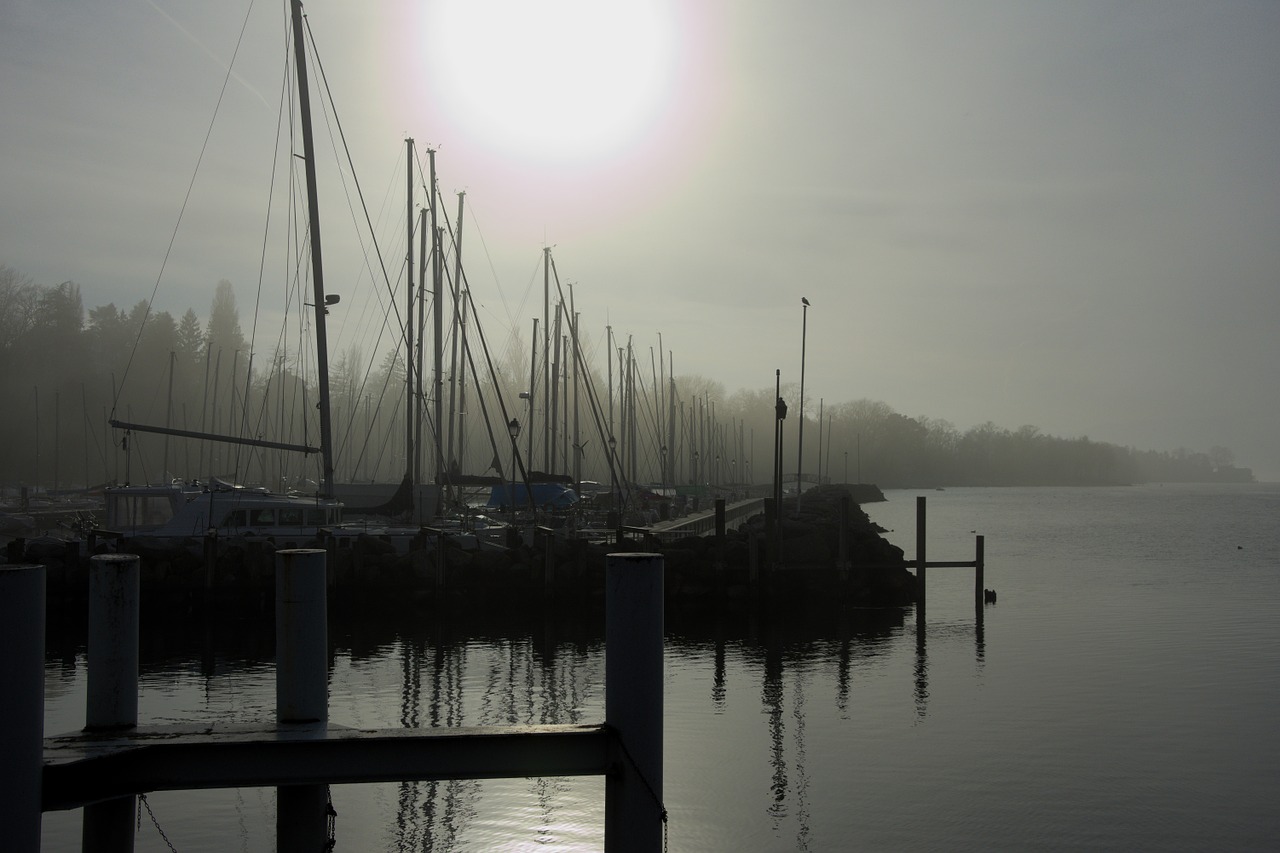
[486,482,579,509]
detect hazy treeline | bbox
[0,267,1246,493]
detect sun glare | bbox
[427,0,677,164]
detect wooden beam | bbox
[44,723,610,812]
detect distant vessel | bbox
[104,480,340,542]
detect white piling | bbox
[84,553,140,853]
[0,565,46,853]
[275,548,330,853]
[86,553,140,730]
[605,552,664,853]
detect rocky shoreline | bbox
[19,484,918,614]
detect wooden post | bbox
[747,526,759,588]
[276,549,330,853]
[605,553,664,853]
[974,534,985,608]
[84,553,141,853]
[915,496,926,606]
[0,565,45,853]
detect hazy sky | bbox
[3,0,1277,478]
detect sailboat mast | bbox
[446,191,466,474]
[542,247,551,473]
[415,209,426,486]
[405,137,415,484]
[290,0,334,498]
[429,149,444,514]
[549,305,561,476]
[528,318,538,469]
[667,353,676,489]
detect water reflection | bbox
[45,601,996,850]
[914,611,929,722]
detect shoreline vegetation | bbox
[0,270,1254,494]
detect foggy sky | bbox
[2,0,1277,478]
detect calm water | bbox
[40,483,1280,851]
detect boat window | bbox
[251,508,276,526]
[306,509,325,526]
[108,494,177,528]
[279,508,304,526]
[221,509,249,529]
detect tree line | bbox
[0,266,1250,493]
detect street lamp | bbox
[507,417,521,514]
[796,296,810,515]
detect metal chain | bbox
[325,787,338,851]
[139,792,180,853]
[609,726,669,853]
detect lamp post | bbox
[796,297,810,515]
[507,418,521,515]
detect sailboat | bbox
[101,0,374,550]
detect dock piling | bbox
[915,496,927,606]
[974,535,985,608]
[84,553,141,853]
[605,553,664,853]
[275,548,330,853]
[1,565,45,853]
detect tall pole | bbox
[543,247,551,471]
[290,0,334,498]
[446,191,465,475]
[415,209,427,486]
[606,325,614,446]
[667,356,677,490]
[527,319,538,470]
[549,305,562,476]
[429,149,444,515]
[572,309,581,492]
[773,369,781,511]
[795,297,810,515]
[404,138,415,482]
[54,391,60,493]
[816,397,823,488]
[33,385,39,496]
[163,354,175,480]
